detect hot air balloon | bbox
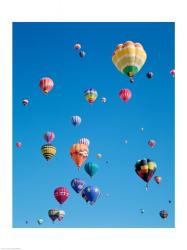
[170,69,175,77]
[140,209,144,214]
[154,176,162,184]
[57,210,66,221]
[71,116,81,126]
[84,88,98,104]
[71,178,85,193]
[119,89,132,102]
[70,143,89,169]
[168,200,172,204]
[22,99,29,106]
[39,77,54,94]
[74,43,81,50]
[146,72,154,79]
[79,51,86,58]
[54,187,69,205]
[79,138,90,147]
[44,131,55,144]
[81,186,101,205]
[112,41,147,82]
[37,218,44,225]
[48,209,59,222]
[124,139,128,144]
[96,153,102,159]
[148,140,156,148]
[84,162,99,178]
[101,97,107,103]
[16,142,22,148]
[41,144,56,161]
[25,220,28,224]
[140,127,144,132]
[159,210,168,220]
[135,158,157,189]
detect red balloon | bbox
[39,77,54,94]
[119,89,132,102]
[148,140,156,148]
[54,187,69,204]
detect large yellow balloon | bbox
[112,41,147,80]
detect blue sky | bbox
[13,22,175,228]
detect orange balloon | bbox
[70,144,89,169]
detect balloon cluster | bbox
[74,43,86,58]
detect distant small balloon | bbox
[22,99,29,106]
[71,116,81,126]
[168,200,172,204]
[74,43,81,50]
[130,77,134,83]
[39,77,54,94]
[124,140,128,144]
[141,127,144,132]
[119,89,132,102]
[37,218,44,225]
[16,142,22,148]
[170,69,175,77]
[146,72,154,79]
[101,97,107,103]
[79,138,90,146]
[154,176,162,184]
[96,153,102,159]
[140,209,144,214]
[79,51,86,58]
[159,210,168,220]
[148,139,156,148]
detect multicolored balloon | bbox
[48,209,59,222]
[22,99,29,106]
[16,142,22,148]
[57,210,65,221]
[84,162,99,178]
[112,41,147,82]
[79,138,90,147]
[84,88,98,104]
[74,43,81,50]
[148,139,156,148]
[71,178,85,193]
[159,210,168,220]
[44,131,55,144]
[70,143,89,169]
[41,144,56,161]
[135,158,157,189]
[81,186,101,205]
[39,77,54,94]
[79,51,86,58]
[146,72,154,79]
[154,176,162,184]
[119,89,132,102]
[54,187,69,205]
[71,116,81,126]
[170,69,175,77]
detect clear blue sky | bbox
[13,22,175,228]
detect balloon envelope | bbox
[41,144,56,161]
[54,187,69,204]
[148,139,156,148]
[146,72,154,79]
[84,88,98,104]
[135,158,157,183]
[48,209,59,221]
[71,116,81,126]
[112,41,147,79]
[70,143,89,168]
[16,142,22,148]
[71,178,85,193]
[39,77,54,94]
[74,43,81,50]
[81,186,101,205]
[119,89,132,102]
[37,218,44,225]
[79,51,86,58]
[79,138,90,146]
[159,210,168,220]
[84,162,99,177]
[44,131,55,143]
[154,176,162,184]
[22,99,29,106]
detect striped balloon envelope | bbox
[112,41,147,81]
[41,144,56,161]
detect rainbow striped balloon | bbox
[112,41,147,80]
